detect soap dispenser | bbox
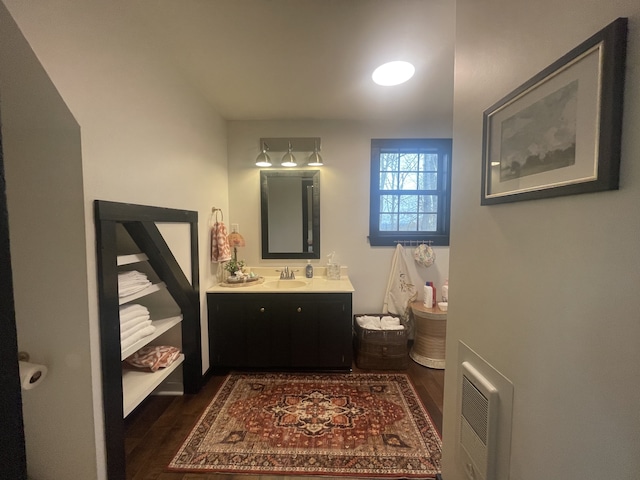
[305,260,314,278]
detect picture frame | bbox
[481,17,627,205]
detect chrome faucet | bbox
[278,266,296,280]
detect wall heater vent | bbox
[460,361,498,480]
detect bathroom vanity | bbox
[207,273,354,370]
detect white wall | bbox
[445,2,640,479]
[227,120,452,315]
[0,5,95,478]
[1,1,228,478]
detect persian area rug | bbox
[168,372,442,478]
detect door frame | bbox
[0,122,28,478]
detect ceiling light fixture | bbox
[372,60,415,86]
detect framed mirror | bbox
[260,170,320,259]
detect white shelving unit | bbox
[95,200,201,480]
[117,282,166,306]
[118,254,184,417]
[117,253,149,266]
[120,315,182,360]
[122,354,185,417]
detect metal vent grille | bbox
[462,375,489,444]
[459,361,498,480]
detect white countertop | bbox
[207,270,354,294]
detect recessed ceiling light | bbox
[372,61,415,86]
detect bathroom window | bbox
[369,138,452,246]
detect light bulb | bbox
[372,61,415,86]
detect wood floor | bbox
[124,350,445,480]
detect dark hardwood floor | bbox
[124,348,445,480]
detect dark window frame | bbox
[369,138,452,247]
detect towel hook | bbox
[211,207,223,223]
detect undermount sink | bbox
[262,279,308,289]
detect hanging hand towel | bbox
[211,221,231,263]
[382,244,418,338]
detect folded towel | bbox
[119,284,152,297]
[119,278,150,289]
[125,345,181,372]
[120,325,156,351]
[356,315,405,331]
[381,324,405,330]
[118,271,152,298]
[119,304,150,323]
[356,315,381,330]
[118,270,149,285]
[119,283,152,297]
[381,315,401,326]
[211,221,231,263]
[120,314,151,334]
[121,320,152,341]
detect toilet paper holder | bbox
[18,351,48,389]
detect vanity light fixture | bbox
[281,141,297,167]
[256,137,323,167]
[307,139,324,166]
[372,60,415,86]
[255,144,272,167]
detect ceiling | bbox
[130,0,455,122]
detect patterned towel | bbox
[125,345,180,372]
[382,244,418,338]
[211,221,231,263]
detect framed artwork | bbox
[481,17,627,205]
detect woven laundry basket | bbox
[353,314,408,370]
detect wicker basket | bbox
[353,314,408,370]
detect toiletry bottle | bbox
[423,282,433,308]
[426,281,436,307]
[305,260,314,278]
[442,279,449,302]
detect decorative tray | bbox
[220,276,264,288]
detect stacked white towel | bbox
[356,315,405,331]
[119,304,156,350]
[118,270,152,298]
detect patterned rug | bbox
[168,372,442,478]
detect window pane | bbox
[419,213,438,231]
[380,153,398,171]
[399,195,418,212]
[380,172,397,190]
[399,153,419,171]
[399,172,418,190]
[418,172,438,190]
[379,213,398,231]
[380,195,398,213]
[420,153,438,171]
[370,138,451,246]
[419,195,438,213]
[399,213,418,231]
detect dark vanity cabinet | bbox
[207,292,352,370]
